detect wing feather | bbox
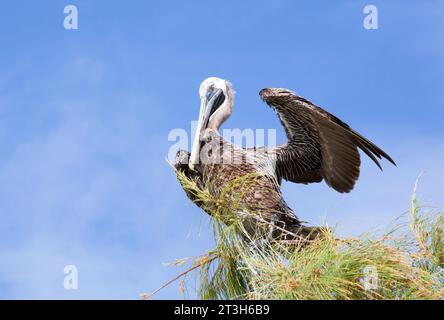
[260,88,395,193]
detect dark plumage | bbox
[260,88,396,193]
[175,78,395,240]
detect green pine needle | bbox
[161,170,444,300]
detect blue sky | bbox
[0,1,443,299]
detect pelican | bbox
[174,77,395,240]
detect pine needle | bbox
[149,170,444,300]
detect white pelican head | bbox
[189,77,234,170]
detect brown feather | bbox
[260,88,395,193]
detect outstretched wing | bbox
[260,88,395,193]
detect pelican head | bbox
[189,77,234,170]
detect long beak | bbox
[189,88,223,170]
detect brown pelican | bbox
[175,77,395,240]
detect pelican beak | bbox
[189,88,225,170]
